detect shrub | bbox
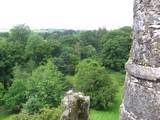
[4,79,27,113]
[11,107,62,120]
[23,96,43,114]
[0,82,5,104]
[37,106,62,120]
[75,59,117,110]
[11,112,36,120]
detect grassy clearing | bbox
[0,107,12,120]
[0,112,11,120]
[90,70,125,120]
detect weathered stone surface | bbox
[121,74,160,120]
[125,60,160,81]
[121,0,160,119]
[60,90,90,120]
[131,0,160,67]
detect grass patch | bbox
[90,70,125,120]
[0,106,12,120]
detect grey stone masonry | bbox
[120,0,160,120]
[60,90,90,120]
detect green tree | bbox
[59,35,79,47]
[12,65,31,80]
[48,39,61,57]
[96,28,108,40]
[54,47,80,75]
[79,31,100,50]
[9,24,31,45]
[101,26,132,71]
[25,33,53,64]
[4,60,67,112]
[0,38,24,87]
[0,82,5,104]
[4,79,28,112]
[75,59,117,110]
[80,45,97,59]
[0,32,9,38]
[28,60,66,107]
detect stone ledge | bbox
[125,60,160,81]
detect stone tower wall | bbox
[120,0,160,120]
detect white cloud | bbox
[0,0,133,30]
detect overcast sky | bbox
[0,0,133,30]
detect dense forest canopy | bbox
[0,24,132,119]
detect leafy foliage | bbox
[11,107,62,120]
[80,45,97,59]
[27,60,66,107]
[37,106,62,120]
[101,27,132,71]
[4,60,67,113]
[23,96,43,114]
[0,82,5,104]
[9,24,31,44]
[4,79,27,112]
[75,59,117,109]
[0,25,132,116]
[79,31,100,50]
[54,47,80,75]
[0,39,24,87]
[25,33,53,64]
[11,112,35,120]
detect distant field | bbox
[0,71,125,120]
[90,70,125,120]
